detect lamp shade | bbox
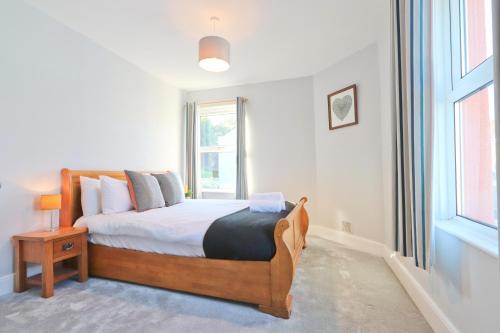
[199,36,230,72]
[40,194,61,210]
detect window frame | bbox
[196,100,238,198]
[440,0,496,229]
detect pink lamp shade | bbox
[199,35,230,72]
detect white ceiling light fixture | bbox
[199,16,230,72]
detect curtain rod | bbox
[196,97,248,106]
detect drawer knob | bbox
[62,242,74,251]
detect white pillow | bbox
[80,176,102,216]
[100,176,133,214]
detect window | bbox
[197,101,237,199]
[454,84,497,226]
[446,0,497,228]
[459,0,493,75]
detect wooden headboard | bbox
[60,169,128,227]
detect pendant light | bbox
[199,17,230,72]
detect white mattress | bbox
[74,199,249,257]
[88,234,203,257]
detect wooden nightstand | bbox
[12,227,88,297]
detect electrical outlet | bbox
[341,221,352,233]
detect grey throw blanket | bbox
[202,201,295,261]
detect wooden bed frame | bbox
[60,168,309,318]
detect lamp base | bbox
[49,211,59,232]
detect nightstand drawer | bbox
[53,236,81,260]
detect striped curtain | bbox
[185,102,198,198]
[236,97,248,199]
[392,0,433,269]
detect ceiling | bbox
[26,0,386,91]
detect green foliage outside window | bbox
[200,116,235,147]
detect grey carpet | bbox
[0,237,433,333]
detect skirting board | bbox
[0,273,13,296]
[308,225,459,333]
[308,225,386,256]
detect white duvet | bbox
[74,199,249,256]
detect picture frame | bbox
[327,84,358,130]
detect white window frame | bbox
[196,100,237,199]
[449,0,496,228]
[433,0,498,256]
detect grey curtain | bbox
[185,102,198,199]
[392,0,433,269]
[236,97,248,199]
[493,0,500,255]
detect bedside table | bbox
[12,227,88,298]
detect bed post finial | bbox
[60,168,73,227]
[299,197,309,248]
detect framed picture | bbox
[327,84,358,130]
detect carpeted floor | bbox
[0,237,432,333]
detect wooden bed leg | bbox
[258,294,292,319]
[259,219,295,319]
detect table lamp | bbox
[40,194,61,231]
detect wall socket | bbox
[341,221,352,233]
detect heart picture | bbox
[332,95,352,121]
[327,84,358,130]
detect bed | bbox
[60,168,309,318]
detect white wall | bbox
[187,77,317,217]
[377,1,396,249]
[405,228,500,333]
[0,0,184,281]
[313,44,385,243]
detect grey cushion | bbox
[125,170,165,212]
[151,172,185,206]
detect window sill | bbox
[200,189,235,193]
[435,218,499,258]
[200,190,236,200]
